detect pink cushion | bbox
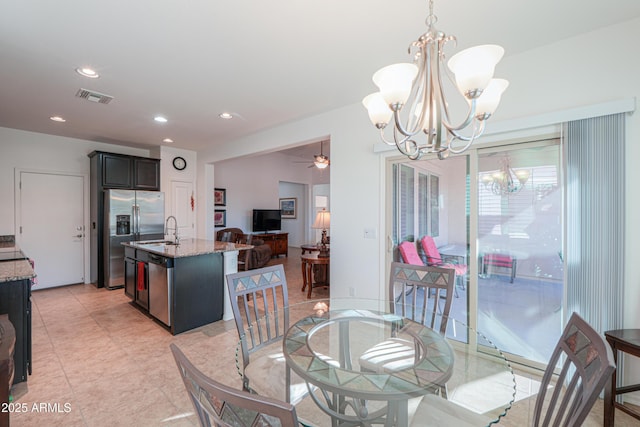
[443,263,468,276]
[420,236,442,264]
[484,253,514,268]
[398,241,423,266]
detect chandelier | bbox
[362,0,509,160]
[481,155,530,196]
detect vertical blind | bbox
[564,113,625,334]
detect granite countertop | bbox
[123,238,253,258]
[0,239,36,283]
[0,259,37,283]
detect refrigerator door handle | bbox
[135,205,141,238]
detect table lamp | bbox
[312,208,330,258]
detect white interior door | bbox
[18,171,85,289]
[171,180,194,239]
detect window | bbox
[393,164,439,243]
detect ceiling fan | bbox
[295,141,330,169]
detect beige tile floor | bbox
[8,247,637,426]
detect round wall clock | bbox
[172,156,187,170]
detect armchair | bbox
[237,234,272,271]
[216,228,272,270]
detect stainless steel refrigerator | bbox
[104,190,165,289]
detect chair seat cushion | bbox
[245,352,339,406]
[245,353,310,405]
[358,337,416,373]
[442,263,467,276]
[409,394,495,427]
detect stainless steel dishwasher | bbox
[148,253,173,327]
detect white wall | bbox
[212,151,317,236]
[278,181,306,246]
[0,127,151,237]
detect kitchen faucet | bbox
[165,216,180,245]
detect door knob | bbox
[74,234,83,238]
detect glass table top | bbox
[235,298,516,427]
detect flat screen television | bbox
[252,209,282,233]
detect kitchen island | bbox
[122,238,251,334]
[0,239,36,387]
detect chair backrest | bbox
[216,227,244,243]
[398,241,424,266]
[533,312,616,427]
[389,262,455,335]
[420,236,442,265]
[225,265,289,370]
[170,344,298,427]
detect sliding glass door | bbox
[387,139,563,365]
[477,142,562,364]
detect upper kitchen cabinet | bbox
[133,157,160,190]
[89,151,160,191]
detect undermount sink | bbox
[137,240,179,246]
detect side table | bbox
[301,252,330,298]
[604,329,640,426]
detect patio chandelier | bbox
[481,155,530,196]
[362,0,509,160]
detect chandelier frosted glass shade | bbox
[362,1,509,160]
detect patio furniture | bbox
[420,236,468,290]
[399,240,458,298]
[170,344,299,427]
[482,252,517,283]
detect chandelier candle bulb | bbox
[362,0,508,160]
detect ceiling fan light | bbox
[315,161,329,169]
[372,63,418,106]
[448,45,504,96]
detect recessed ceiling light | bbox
[219,112,233,120]
[154,116,168,123]
[50,116,66,122]
[162,138,174,143]
[75,67,99,78]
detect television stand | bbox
[257,232,288,257]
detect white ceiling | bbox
[2,0,640,155]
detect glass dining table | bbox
[235,298,516,427]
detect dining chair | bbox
[170,344,299,427]
[359,262,455,374]
[420,235,468,291]
[398,240,458,298]
[408,312,616,427]
[225,265,309,405]
[532,312,616,426]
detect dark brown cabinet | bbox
[102,154,133,188]
[259,233,289,257]
[89,151,161,288]
[0,278,31,386]
[124,248,149,310]
[133,158,161,190]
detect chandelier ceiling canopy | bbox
[363,0,509,160]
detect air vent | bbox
[75,88,113,104]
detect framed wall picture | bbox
[214,210,226,227]
[279,197,297,219]
[214,188,226,206]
